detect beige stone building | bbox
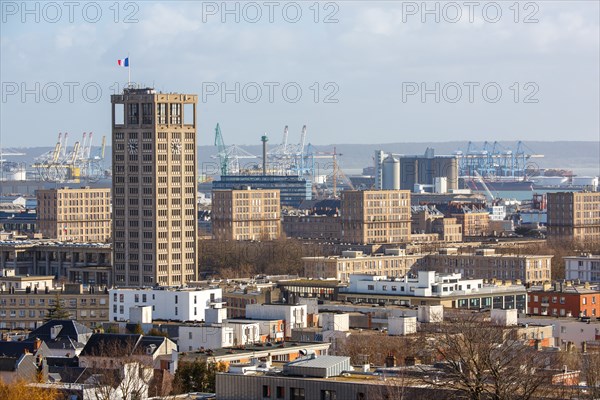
[411,205,462,242]
[451,208,489,237]
[303,249,425,282]
[0,240,111,285]
[341,190,411,244]
[36,187,111,242]
[0,278,108,330]
[212,188,281,241]
[282,215,341,240]
[547,191,600,242]
[422,248,552,283]
[111,88,198,286]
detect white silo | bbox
[382,155,400,190]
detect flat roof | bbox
[0,275,54,281]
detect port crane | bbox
[213,123,257,176]
[312,146,354,198]
[32,132,107,183]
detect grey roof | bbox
[80,333,167,357]
[286,355,350,369]
[28,319,92,341]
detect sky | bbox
[1,0,599,148]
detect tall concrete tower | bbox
[111,88,198,287]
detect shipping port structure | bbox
[211,124,355,205]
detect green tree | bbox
[45,293,70,321]
[172,360,226,394]
[130,323,144,335]
[147,328,169,338]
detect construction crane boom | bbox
[474,170,494,202]
[214,123,228,176]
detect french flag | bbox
[117,57,129,67]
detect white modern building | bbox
[222,320,261,345]
[109,287,222,322]
[246,303,307,338]
[388,316,417,336]
[179,325,235,351]
[344,271,485,297]
[488,205,506,221]
[224,318,286,342]
[519,316,600,346]
[565,254,600,282]
[320,313,349,332]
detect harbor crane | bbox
[213,123,257,176]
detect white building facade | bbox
[345,271,484,297]
[179,325,234,351]
[109,287,222,322]
[245,304,307,338]
[565,254,600,282]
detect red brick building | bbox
[527,282,600,318]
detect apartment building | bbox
[0,240,112,285]
[36,187,111,242]
[212,188,281,241]
[565,254,600,282]
[547,191,600,242]
[341,190,411,244]
[282,215,341,240]
[0,280,109,330]
[451,206,490,237]
[422,248,552,283]
[109,286,222,322]
[411,205,463,242]
[527,282,600,318]
[222,284,281,318]
[111,87,198,286]
[302,249,425,282]
[339,271,528,312]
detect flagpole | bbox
[128,52,131,87]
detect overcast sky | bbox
[1,1,598,148]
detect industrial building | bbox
[111,87,199,287]
[212,188,281,241]
[213,175,311,207]
[374,148,459,192]
[36,187,111,243]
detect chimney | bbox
[385,353,397,368]
[582,341,587,353]
[404,356,420,366]
[261,135,268,175]
[33,337,42,350]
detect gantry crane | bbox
[213,123,257,176]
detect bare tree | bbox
[80,336,155,400]
[422,313,555,400]
[581,349,600,399]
